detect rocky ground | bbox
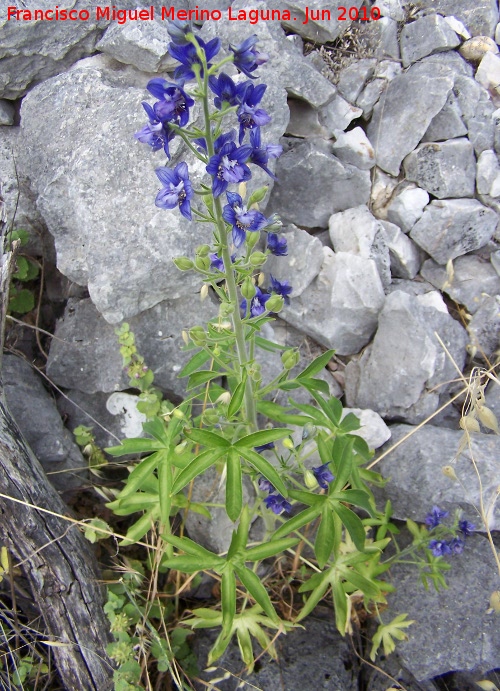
[2,0,500,688]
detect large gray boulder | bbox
[403,139,476,199]
[453,75,496,156]
[345,290,468,422]
[264,225,324,298]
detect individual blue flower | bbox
[267,232,287,256]
[167,19,193,45]
[248,127,282,179]
[240,287,270,318]
[312,463,335,490]
[269,275,293,305]
[209,252,235,272]
[209,73,247,110]
[255,442,275,454]
[425,506,449,530]
[230,35,269,79]
[206,141,252,198]
[146,79,195,127]
[264,494,291,515]
[169,37,221,82]
[135,102,176,157]
[155,162,193,220]
[237,83,271,144]
[428,539,452,557]
[449,537,465,554]
[222,191,271,247]
[458,519,475,538]
[258,476,274,492]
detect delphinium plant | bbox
[101,20,464,688]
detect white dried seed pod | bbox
[442,465,458,481]
[477,406,499,433]
[460,415,480,433]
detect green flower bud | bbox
[241,276,256,300]
[304,469,319,489]
[265,213,283,233]
[282,437,294,451]
[196,244,211,257]
[248,363,261,382]
[203,408,220,425]
[246,232,260,250]
[195,256,211,271]
[189,326,206,345]
[281,349,300,370]
[265,294,284,313]
[220,301,235,318]
[172,409,185,419]
[249,251,267,267]
[173,257,194,271]
[174,441,187,455]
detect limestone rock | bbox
[355,17,400,61]
[421,91,468,142]
[386,184,430,233]
[318,93,363,134]
[403,139,476,199]
[337,59,377,104]
[420,255,500,314]
[380,220,425,279]
[280,249,385,356]
[345,290,468,422]
[467,294,500,358]
[0,99,15,125]
[331,128,376,170]
[276,0,364,43]
[410,199,498,264]
[410,0,499,37]
[356,79,387,119]
[399,14,460,68]
[476,51,500,105]
[453,75,495,155]
[267,139,371,228]
[286,99,328,138]
[341,408,391,449]
[328,206,391,288]
[264,225,324,298]
[96,18,175,73]
[476,149,500,195]
[367,61,455,176]
[459,35,498,63]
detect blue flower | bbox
[230,35,269,79]
[206,141,252,198]
[428,539,452,557]
[155,162,193,220]
[209,252,235,272]
[267,232,287,256]
[449,537,465,554]
[135,102,176,157]
[258,476,274,492]
[169,37,221,82]
[222,191,271,247]
[255,442,275,454]
[209,73,247,110]
[167,19,193,45]
[248,127,282,179]
[264,494,291,515]
[312,463,335,490]
[237,83,271,144]
[425,506,449,529]
[269,275,293,305]
[240,287,270,318]
[146,79,195,127]
[458,519,475,538]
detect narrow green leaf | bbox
[235,566,279,623]
[162,555,222,573]
[331,437,354,491]
[272,504,323,541]
[221,568,236,636]
[296,573,331,623]
[297,349,335,379]
[105,437,163,457]
[179,349,210,378]
[162,534,223,562]
[342,569,381,599]
[339,412,361,433]
[315,506,335,569]
[119,507,159,545]
[331,578,348,635]
[288,489,324,506]
[326,397,343,426]
[292,402,332,429]
[236,627,254,670]
[331,489,373,515]
[142,417,170,445]
[158,451,172,526]
[334,503,366,552]
[233,428,291,449]
[227,505,250,559]
[184,428,230,449]
[114,451,162,499]
[171,448,227,494]
[255,335,287,352]
[244,537,300,562]
[237,447,287,497]
[226,448,243,522]
[228,372,247,419]
[297,377,330,394]
[187,370,220,390]
[256,400,309,426]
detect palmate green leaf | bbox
[237,447,287,497]
[296,349,335,379]
[171,447,227,494]
[184,428,230,449]
[178,348,210,378]
[221,568,236,636]
[333,503,366,552]
[233,428,291,449]
[235,565,279,623]
[228,371,247,419]
[244,536,300,562]
[105,437,164,457]
[226,448,242,522]
[272,503,323,541]
[315,505,335,568]
[369,614,414,661]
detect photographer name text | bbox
[7,5,381,24]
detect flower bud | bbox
[281,349,300,370]
[304,469,319,490]
[195,256,211,271]
[265,213,283,233]
[249,251,267,267]
[172,409,185,419]
[442,465,458,481]
[246,232,260,250]
[241,276,256,300]
[174,441,187,455]
[174,257,194,271]
[216,391,231,405]
[220,301,235,317]
[203,408,219,425]
[196,244,211,257]
[248,363,261,381]
[282,437,294,451]
[189,326,206,345]
[265,294,284,313]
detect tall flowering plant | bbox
[103,21,461,682]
